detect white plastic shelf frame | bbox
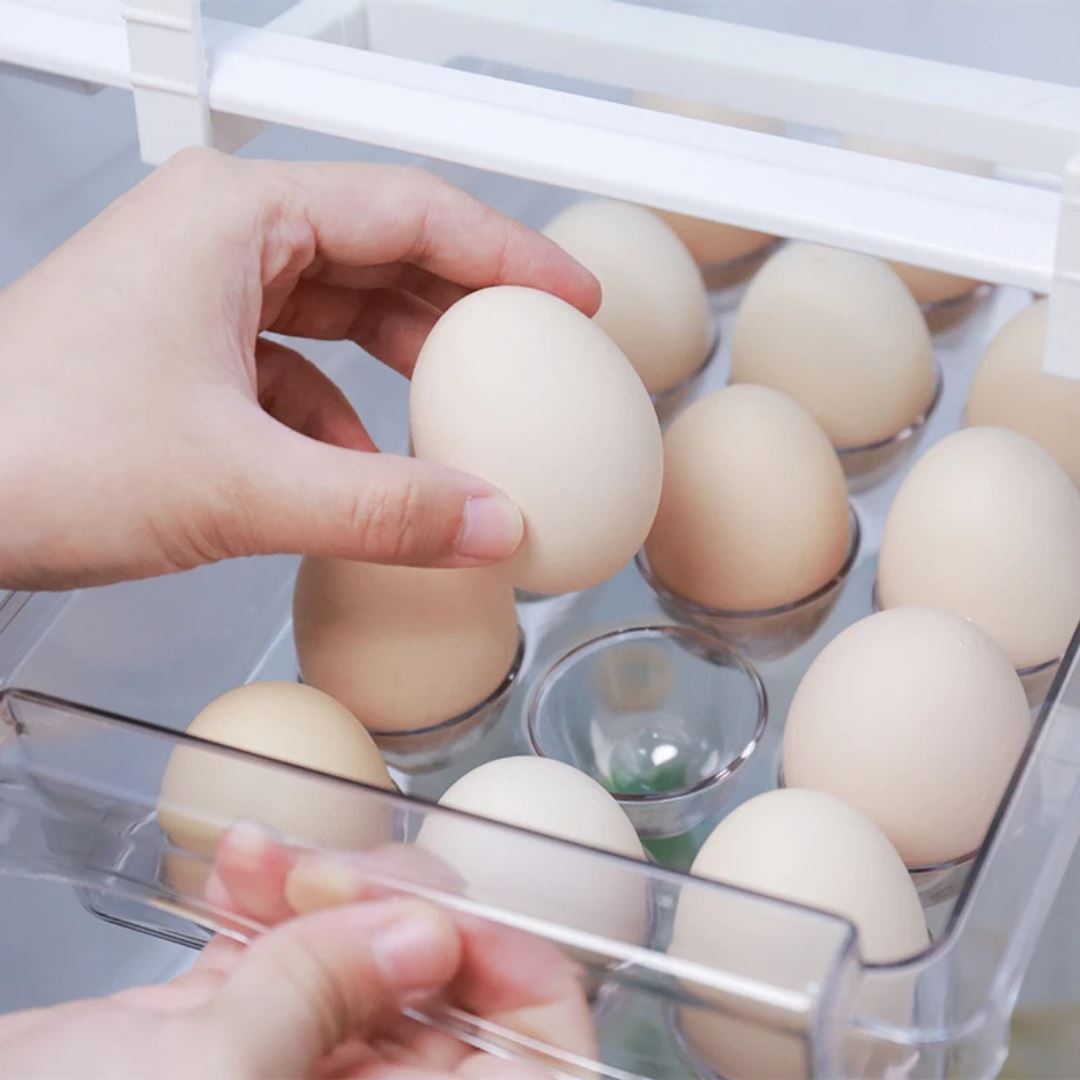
[2,0,1080,375]
[4,3,1080,1079]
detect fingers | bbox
[227,421,523,567]
[269,285,442,376]
[255,338,377,450]
[205,822,299,925]
[204,899,462,1079]
[253,160,601,315]
[286,848,464,915]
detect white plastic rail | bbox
[0,0,1077,377]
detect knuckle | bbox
[160,144,227,182]
[350,476,437,563]
[262,940,352,1048]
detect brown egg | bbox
[966,300,1080,487]
[645,385,850,611]
[157,681,393,859]
[294,559,519,733]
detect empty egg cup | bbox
[870,581,1059,708]
[776,766,975,908]
[527,624,768,840]
[650,320,722,425]
[837,361,944,493]
[302,630,525,775]
[907,850,976,907]
[636,508,861,664]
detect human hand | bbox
[0,829,594,1079]
[0,148,599,591]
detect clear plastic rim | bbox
[835,359,944,459]
[318,628,526,743]
[869,581,1062,680]
[636,506,861,623]
[526,623,768,805]
[648,316,721,409]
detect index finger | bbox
[252,160,601,314]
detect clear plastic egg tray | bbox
[2,247,1078,1077]
[3,2,1080,1075]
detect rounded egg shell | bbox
[965,300,1080,488]
[542,199,711,394]
[783,608,1031,867]
[730,242,935,448]
[416,756,646,944]
[409,286,663,595]
[878,427,1080,668]
[294,560,519,733]
[158,681,394,858]
[645,385,851,611]
[671,788,927,1080]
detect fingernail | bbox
[226,822,274,858]
[456,493,523,561]
[371,904,453,991]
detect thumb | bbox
[204,899,461,1077]
[227,420,524,568]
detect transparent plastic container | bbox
[526,624,767,839]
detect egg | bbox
[634,92,782,264]
[730,242,935,448]
[879,428,1080,668]
[416,756,647,943]
[842,134,990,304]
[783,608,1031,867]
[294,560,519,733]
[158,682,394,859]
[670,788,928,1080]
[542,200,711,394]
[410,286,663,595]
[645,385,850,611]
[966,300,1080,487]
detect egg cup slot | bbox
[367,628,526,774]
[650,316,723,426]
[636,509,861,663]
[836,360,944,494]
[870,581,1060,709]
[526,624,768,841]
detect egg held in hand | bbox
[157,681,394,871]
[731,242,935,448]
[294,559,519,733]
[542,199,711,395]
[645,385,851,612]
[783,608,1031,867]
[410,286,664,596]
